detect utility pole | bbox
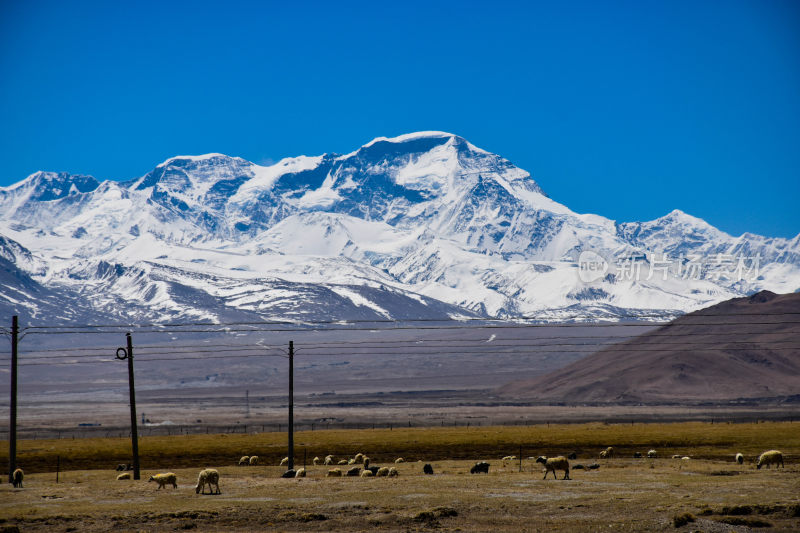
[288,340,294,471]
[245,389,250,418]
[116,333,140,480]
[8,316,18,484]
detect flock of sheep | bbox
[8,449,785,494]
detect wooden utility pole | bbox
[288,340,294,471]
[8,316,18,484]
[116,333,140,480]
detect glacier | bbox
[1,131,798,325]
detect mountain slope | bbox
[498,291,800,403]
[1,131,798,324]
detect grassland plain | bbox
[1,422,799,532]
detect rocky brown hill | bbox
[499,291,800,403]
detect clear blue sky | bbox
[1,0,798,238]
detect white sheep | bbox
[348,458,356,465]
[313,456,321,465]
[599,447,614,459]
[279,457,289,466]
[360,469,374,477]
[238,455,250,466]
[388,467,399,477]
[376,467,390,477]
[536,456,570,480]
[12,468,23,488]
[337,459,348,465]
[195,469,220,494]
[647,450,657,458]
[326,468,342,477]
[394,457,405,463]
[249,456,259,466]
[756,450,784,469]
[148,473,178,489]
[671,454,682,459]
[117,472,131,480]
[354,453,364,463]
[735,453,744,465]
[295,468,306,478]
[324,455,334,465]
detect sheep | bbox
[394,457,405,463]
[599,447,614,459]
[195,469,220,494]
[324,455,334,465]
[587,463,600,470]
[326,468,342,477]
[756,450,784,470]
[360,469,374,477]
[681,456,690,460]
[363,457,370,469]
[238,456,250,466]
[567,452,578,460]
[354,453,364,463]
[116,463,127,471]
[338,459,348,465]
[281,469,296,478]
[366,466,380,475]
[633,452,642,458]
[279,457,289,466]
[117,472,131,480]
[12,468,23,488]
[148,473,177,489]
[423,463,434,475]
[536,456,570,480]
[671,454,682,459]
[647,450,657,458]
[501,455,516,466]
[735,453,744,465]
[313,456,321,465]
[388,467,399,477]
[470,461,490,474]
[346,467,361,477]
[249,456,259,466]
[295,468,306,478]
[376,467,390,477]
[348,458,356,465]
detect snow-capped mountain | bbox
[1,131,798,325]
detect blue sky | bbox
[1,0,798,238]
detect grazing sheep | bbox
[348,458,356,465]
[366,466,380,475]
[587,463,600,470]
[735,453,744,465]
[567,452,578,460]
[326,468,342,477]
[470,461,490,474]
[647,450,658,458]
[195,469,220,494]
[148,473,178,489]
[324,455,334,465]
[633,452,642,458]
[281,469,296,478]
[117,472,131,480]
[599,447,614,459]
[573,464,585,470]
[536,456,570,480]
[338,459,348,465]
[681,456,690,460]
[11,468,23,488]
[249,456,259,466]
[346,467,361,477]
[354,453,364,463]
[376,467,390,477]
[238,456,250,466]
[116,463,127,471]
[360,469,374,477]
[279,457,288,466]
[388,467,399,477]
[671,454,682,459]
[295,468,306,478]
[423,463,434,475]
[363,458,370,469]
[313,456,320,465]
[756,450,784,470]
[394,457,405,463]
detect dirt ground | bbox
[2,456,799,532]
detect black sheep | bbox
[423,463,434,475]
[470,461,490,474]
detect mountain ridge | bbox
[1,132,799,324]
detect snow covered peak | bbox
[155,153,238,168]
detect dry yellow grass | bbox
[2,422,799,531]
